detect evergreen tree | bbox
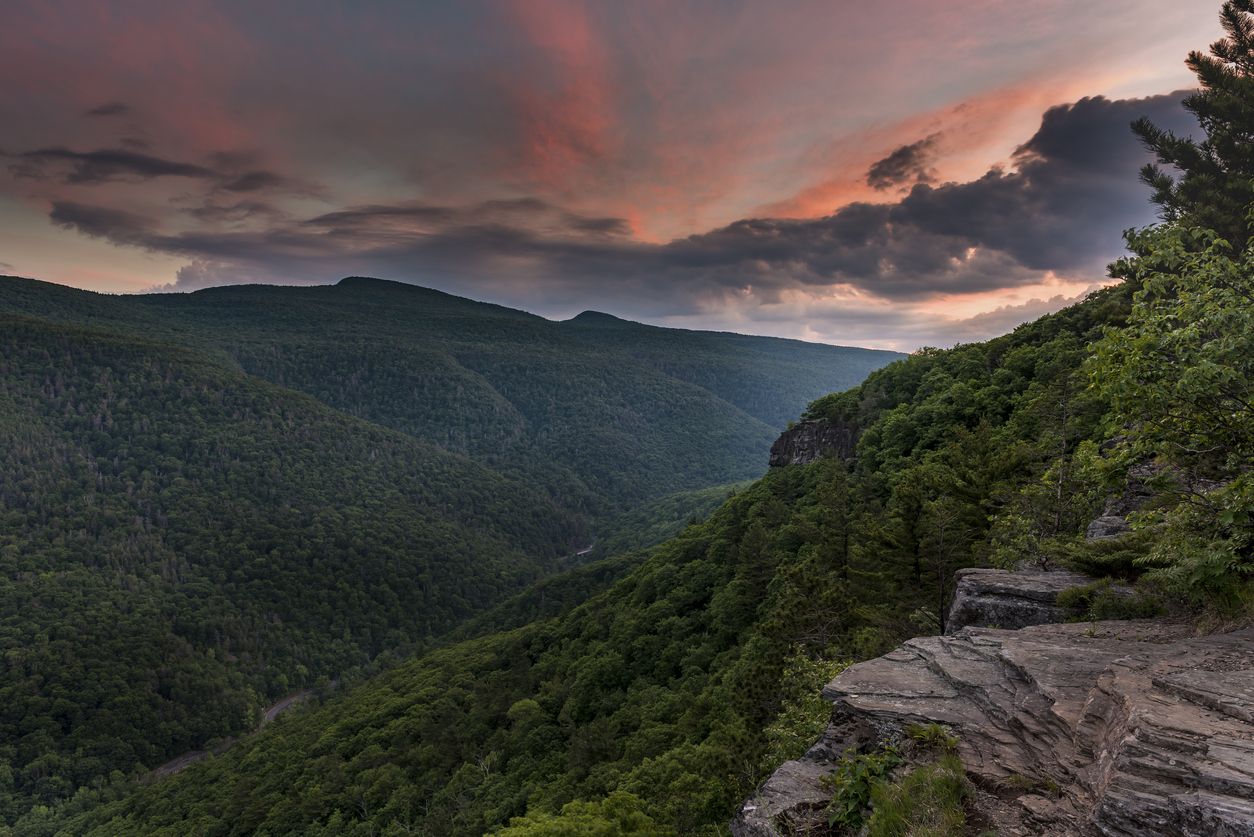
[1132,0,1254,248]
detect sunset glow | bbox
[0,0,1223,348]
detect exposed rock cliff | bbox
[734,571,1254,836]
[768,420,857,468]
[735,620,1254,837]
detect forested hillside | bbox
[0,277,903,518]
[28,279,1141,837]
[553,312,894,430]
[0,314,587,825]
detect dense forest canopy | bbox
[0,314,588,825]
[2,274,1145,837]
[0,277,903,522]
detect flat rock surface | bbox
[733,620,1254,837]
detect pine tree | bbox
[1132,0,1254,248]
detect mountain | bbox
[0,276,904,520]
[24,283,1139,837]
[554,311,898,430]
[0,313,586,821]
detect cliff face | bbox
[734,572,1254,837]
[768,419,857,468]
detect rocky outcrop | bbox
[1086,476,1156,542]
[945,567,1092,634]
[768,420,857,468]
[733,620,1254,837]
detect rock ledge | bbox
[945,567,1093,634]
[733,620,1254,837]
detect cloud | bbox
[49,200,156,245]
[184,200,285,224]
[220,170,288,193]
[927,290,1100,344]
[301,197,630,242]
[86,102,129,117]
[14,147,217,184]
[866,134,940,190]
[37,90,1202,348]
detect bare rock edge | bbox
[733,575,1254,837]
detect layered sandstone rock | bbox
[944,567,1092,634]
[732,621,1254,837]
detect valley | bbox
[0,272,1142,835]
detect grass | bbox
[1055,577,1165,621]
[906,723,958,751]
[864,751,972,837]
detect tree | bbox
[920,494,976,633]
[1090,221,1254,596]
[493,792,667,837]
[1131,0,1254,248]
[815,457,852,581]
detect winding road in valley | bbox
[149,689,319,780]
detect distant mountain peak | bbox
[565,310,641,328]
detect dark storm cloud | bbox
[15,147,218,184]
[50,200,155,245]
[86,102,129,117]
[866,133,940,190]
[303,203,459,229]
[651,92,1200,299]
[47,91,1200,307]
[567,216,632,235]
[10,145,295,199]
[302,198,629,240]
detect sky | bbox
[0,0,1224,351]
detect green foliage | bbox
[587,482,755,560]
[995,773,1036,793]
[1131,0,1254,248]
[865,751,971,837]
[1137,539,1254,607]
[25,467,867,837]
[821,747,902,831]
[989,440,1107,570]
[556,312,903,431]
[759,653,848,772]
[905,724,958,752]
[0,276,905,522]
[1056,530,1155,578]
[1055,579,1164,621]
[1091,220,1254,598]
[0,260,1153,835]
[0,315,585,824]
[494,792,668,837]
